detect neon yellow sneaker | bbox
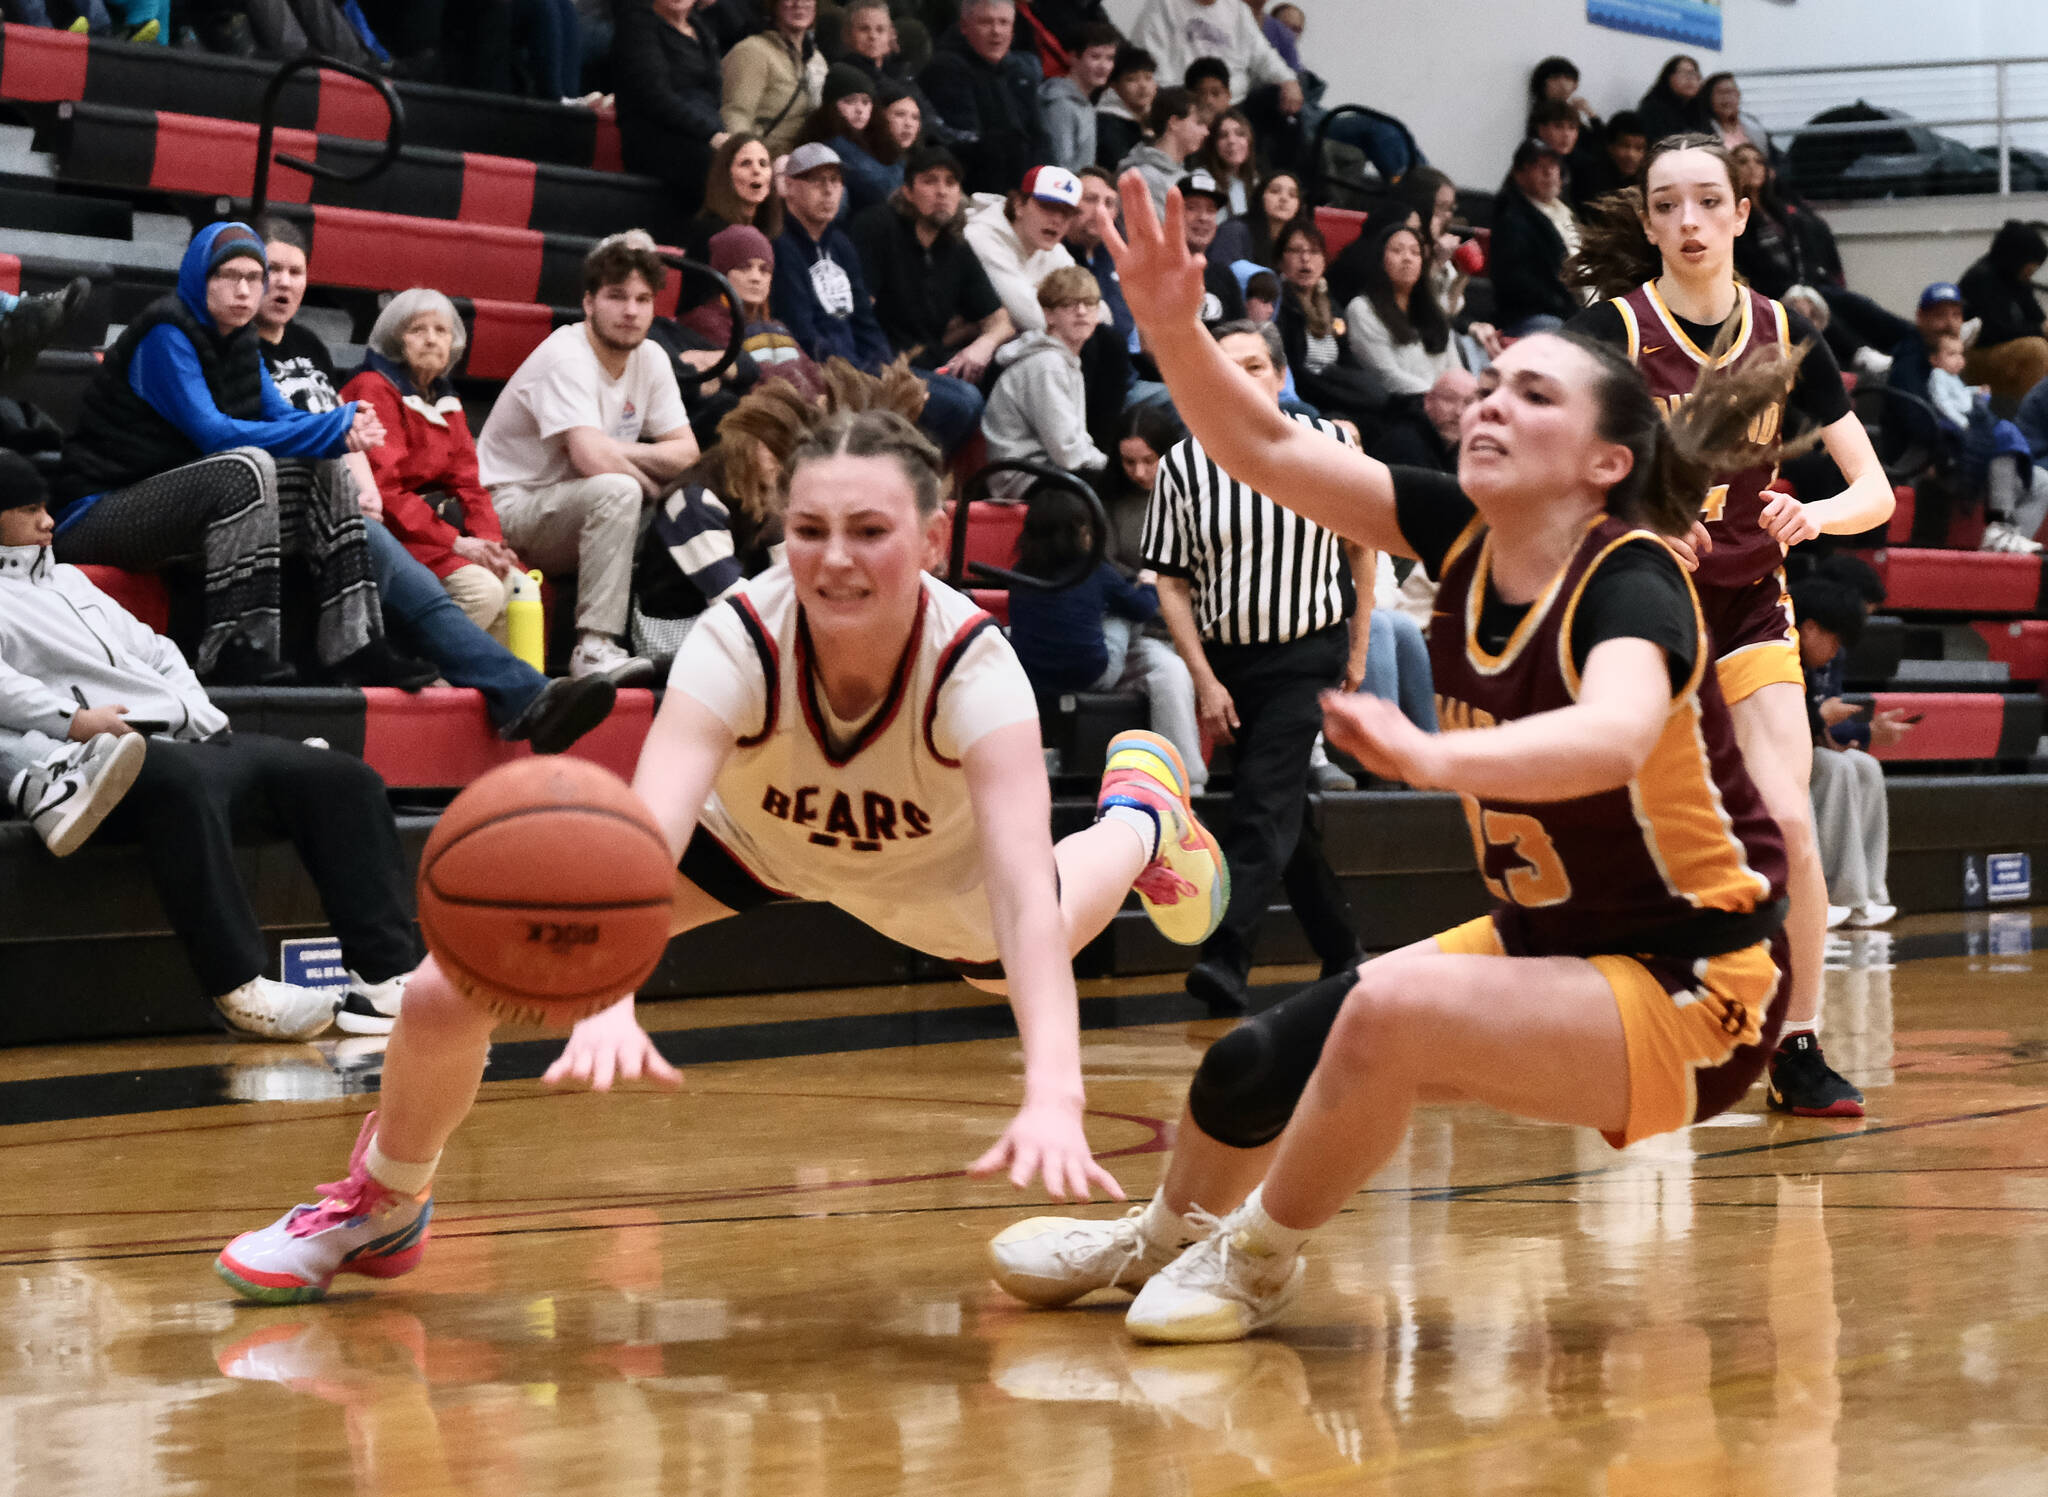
[1097,730,1228,946]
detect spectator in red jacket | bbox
[340,290,522,642]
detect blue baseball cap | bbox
[1918,281,1963,311]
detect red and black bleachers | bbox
[46,102,681,243]
[0,22,620,169]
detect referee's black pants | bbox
[98,734,423,998]
[1200,623,1361,982]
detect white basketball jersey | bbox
[670,567,1040,964]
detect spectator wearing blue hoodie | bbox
[52,222,415,688]
[771,143,984,451]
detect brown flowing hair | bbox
[1558,322,1820,537]
[1564,131,1738,301]
[713,355,929,525]
[702,132,786,241]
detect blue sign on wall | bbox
[281,937,350,998]
[1588,0,1722,50]
[1987,852,2032,904]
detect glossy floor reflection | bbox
[5,912,2048,1494]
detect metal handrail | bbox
[1305,103,1414,206]
[1740,54,2048,80]
[657,251,745,388]
[251,54,405,221]
[947,462,1108,593]
[1740,53,2048,196]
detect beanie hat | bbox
[208,223,267,275]
[709,223,775,274]
[823,62,874,108]
[0,449,50,511]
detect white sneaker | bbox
[1124,1204,1306,1344]
[1981,521,2044,554]
[215,976,341,1041]
[1851,346,1894,378]
[1962,316,1983,351]
[989,1205,1189,1307]
[1847,901,1897,928]
[1825,904,1853,929]
[335,969,407,1035]
[568,635,658,687]
[9,732,146,857]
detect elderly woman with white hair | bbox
[340,289,522,639]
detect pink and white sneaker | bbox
[1098,730,1229,946]
[214,1112,433,1304]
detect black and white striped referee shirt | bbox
[1139,414,1355,646]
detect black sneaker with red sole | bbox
[1766,1032,1865,1118]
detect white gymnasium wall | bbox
[1101,0,2048,190]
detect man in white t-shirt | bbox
[477,236,700,683]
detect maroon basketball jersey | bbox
[1612,282,1793,592]
[1427,513,1787,954]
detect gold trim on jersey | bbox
[1643,280,1754,367]
[1611,295,1642,362]
[1555,530,1771,913]
[1461,514,1603,677]
[1439,513,1487,575]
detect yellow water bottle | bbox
[506,569,546,672]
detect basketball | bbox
[416,758,676,1025]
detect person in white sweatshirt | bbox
[982,266,1111,496]
[0,452,422,1042]
[1129,0,1298,111]
[964,164,1083,334]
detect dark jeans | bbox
[915,370,984,455]
[1200,623,1360,980]
[99,734,422,996]
[364,518,546,729]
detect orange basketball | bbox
[417,758,675,1024]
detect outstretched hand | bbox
[1102,173,1211,343]
[968,1099,1127,1203]
[543,995,681,1092]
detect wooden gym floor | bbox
[4,911,2047,1495]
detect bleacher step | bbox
[1888,659,2012,688]
[0,224,179,270]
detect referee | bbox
[1141,321,1370,1010]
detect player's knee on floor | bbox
[1185,968,1355,1149]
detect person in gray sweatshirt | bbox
[982,266,1111,497]
[1039,22,1122,174]
[0,451,422,1042]
[1118,86,1209,214]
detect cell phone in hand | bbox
[120,718,171,735]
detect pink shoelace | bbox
[1134,862,1199,905]
[286,1169,402,1239]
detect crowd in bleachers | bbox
[3,5,2048,1036]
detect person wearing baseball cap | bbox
[773,137,987,452]
[1884,279,1973,408]
[963,164,1088,334]
[850,142,1015,385]
[1176,169,1254,267]
[1490,137,1581,335]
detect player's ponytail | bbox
[1564,132,1740,301]
[1559,326,1820,538]
[716,355,934,520]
